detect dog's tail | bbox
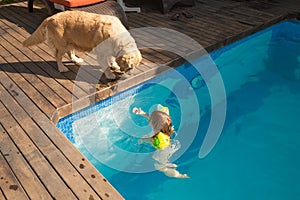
[23,19,49,47]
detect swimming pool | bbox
[57,20,300,199]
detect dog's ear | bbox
[115,56,124,68]
[134,50,142,67]
[161,116,173,136]
[115,56,122,64]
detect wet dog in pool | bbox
[133,104,190,178]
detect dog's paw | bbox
[105,73,117,80]
[70,54,84,64]
[133,107,145,115]
[58,65,69,72]
[165,163,178,168]
[178,174,190,178]
[108,56,120,70]
[73,57,84,64]
[132,107,140,114]
[110,62,120,70]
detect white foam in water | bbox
[72,95,181,173]
[71,70,201,174]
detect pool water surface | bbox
[57,20,300,200]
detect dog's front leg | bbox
[95,48,117,79]
[103,56,120,80]
[68,50,84,64]
[107,56,120,71]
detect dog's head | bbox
[149,111,174,136]
[116,50,142,73]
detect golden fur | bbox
[132,108,174,135]
[23,10,142,79]
[149,110,174,135]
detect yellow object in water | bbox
[152,132,171,149]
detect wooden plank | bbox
[136,12,220,43]
[133,27,191,60]
[3,3,47,35]
[0,90,79,199]
[0,188,5,200]
[0,62,124,200]
[236,6,276,18]
[0,148,28,200]
[132,30,179,61]
[136,13,215,46]
[149,30,196,55]
[0,36,66,109]
[195,3,264,28]
[0,26,71,108]
[19,1,50,15]
[0,20,75,103]
[191,5,253,31]
[0,117,52,200]
[206,0,275,20]
[0,54,55,118]
[0,82,103,199]
[131,16,210,53]
[191,14,249,37]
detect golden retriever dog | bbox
[23,10,142,79]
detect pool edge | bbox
[51,12,299,124]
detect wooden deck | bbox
[0,0,299,199]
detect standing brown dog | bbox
[23,10,142,79]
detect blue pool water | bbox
[57,20,300,199]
